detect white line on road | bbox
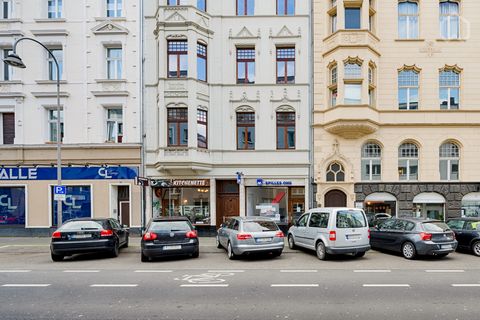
[425,270,465,273]
[0,270,32,273]
[280,270,318,273]
[90,284,138,288]
[0,245,10,249]
[271,284,319,287]
[363,284,410,287]
[134,270,173,273]
[180,284,229,287]
[2,284,50,287]
[63,270,100,273]
[354,270,391,273]
[207,270,244,273]
[451,284,480,287]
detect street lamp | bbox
[3,37,63,228]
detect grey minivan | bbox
[216,217,284,259]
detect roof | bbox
[229,216,275,222]
[151,216,190,222]
[447,217,480,221]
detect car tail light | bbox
[52,231,62,239]
[236,233,252,240]
[143,232,157,241]
[329,231,336,241]
[275,231,284,238]
[186,230,198,239]
[420,232,432,241]
[100,229,114,237]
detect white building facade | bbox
[144,0,312,234]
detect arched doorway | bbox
[324,189,347,207]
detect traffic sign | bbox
[54,185,66,201]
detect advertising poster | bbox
[52,186,92,225]
[0,187,26,225]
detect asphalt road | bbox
[0,237,479,320]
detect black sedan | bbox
[446,217,480,256]
[370,218,457,259]
[50,218,129,261]
[141,216,199,262]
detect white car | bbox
[287,208,370,260]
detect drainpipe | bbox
[139,0,146,231]
[308,0,315,209]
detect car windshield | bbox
[243,221,278,232]
[422,222,450,232]
[60,221,104,231]
[149,221,192,232]
[336,210,366,228]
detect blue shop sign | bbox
[0,167,138,181]
[256,179,293,186]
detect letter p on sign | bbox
[54,186,66,201]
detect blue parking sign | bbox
[54,186,66,195]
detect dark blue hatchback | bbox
[447,218,480,256]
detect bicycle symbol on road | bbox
[175,273,234,284]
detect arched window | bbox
[398,69,419,110]
[439,142,459,180]
[361,143,381,181]
[326,162,345,182]
[398,143,418,181]
[440,1,459,39]
[398,1,419,39]
[439,69,460,109]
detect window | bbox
[0,112,14,144]
[368,64,375,106]
[326,162,345,182]
[48,109,64,142]
[237,0,254,16]
[48,0,62,19]
[52,186,91,226]
[168,0,186,5]
[345,63,362,79]
[106,108,123,143]
[1,49,12,81]
[398,143,418,181]
[106,0,122,18]
[398,69,419,110]
[330,65,338,107]
[197,109,207,149]
[345,84,361,105]
[197,43,207,82]
[331,13,337,33]
[48,49,63,81]
[398,1,419,39]
[345,7,361,29]
[297,214,308,227]
[309,212,329,228]
[197,0,206,11]
[439,142,459,180]
[1,0,11,19]
[0,187,25,225]
[237,48,255,84]
[361,143,381,181]
[237,112,255,150]
[167,108,188,147]
[106,48,122,79]
[276,47,295,84]
[440,69,460,109]
[440,1,459,39]
[168,41,188,78]
[277,0,294,15]
[276,112,295,150]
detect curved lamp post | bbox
[3,37,63,228]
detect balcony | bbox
[323,30,380,57]
[157,5,211,33]
[322,104,379,139]
[155,147,212,173]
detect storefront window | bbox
[51,186,92,226]
[414,203,445,221]
[246,187,288,224]
[0,187,25,226]
[461,193,480,217]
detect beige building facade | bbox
[313,0,480,220]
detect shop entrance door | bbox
[325,189,347,207]
[216,180,239,228]
[119,201,130,226]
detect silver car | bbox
[216,217,285,259]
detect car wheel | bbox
[402,242,417,260]
[192,249,200,258]
[216,236,222,249]
[111,241,120,258]
[288,235,297,250]
[354,251,366,258]
[51,253,64,262]
[316,241,327,261]
[471,241,480,257]
[227,242,236,260]
[141,252,149,262]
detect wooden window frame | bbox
[276,112,296,150]
[197,109,208,149]
[167,108,188,147]
[276,47,295,84]
[276,0,295,16]
[168,40,188,79]
[236,112,255,150]
[236,48,255,84]
[197,42,207,82]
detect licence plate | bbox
[441,244,452,249]
[346,235,360,240]
[163,245,181,250]
[71,234,92,239]
[256,238,272,243]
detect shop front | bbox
[461,193,480,217]
[413,192,446,221]
[364,192,397,216]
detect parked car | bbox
[366,213,391,227]
[141,216,199,262]
[370,218,457,259]
[287,208,370,260]
[50,218,129,261]
[446,217,480,256]
[216,217,284,259]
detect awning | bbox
[365,192,397,202]
[462,192,480,202]
[413,192,446,204]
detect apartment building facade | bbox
[144,0,311,234]
[0,0,141,235]
[313,0,480,220]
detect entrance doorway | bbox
[216,180,239,228]
[114,185,130,226]
[324,189,347,207]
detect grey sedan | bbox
[216,217,284,259]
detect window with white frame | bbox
[48,49,63,81]
[361,143,381,181]
[1,0,12,19]
[398,69,419,110]
[329,64,338,107]
[326,162,345,182]
[48,109,64,142]
[440,142,459,180]
[439,69,460,109]
[106,0,122,18]
[398,143,418,181]
[344,62,362,79]
[398,1,419,39]
[106,108,123,143]
[368,64,375,106]
[107,47,122,79]
[1,49,12,81]
[48,0,62,19]
[440,1,459,39]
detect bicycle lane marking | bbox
[175,272,235,287]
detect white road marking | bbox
[451,284,480,287]
[90,284,138,288]
[0,245,10,249]
[354,270,391,273]
[363,284,410,287]
[2,284,50,287]
[63,270,100,273]
[180,284,229,287]
[271,284,319,287]
[134,270,173,273]
[0,270,32,273]
[207,270,244,273]
[280,270,318,273]
[425,270,464,273]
